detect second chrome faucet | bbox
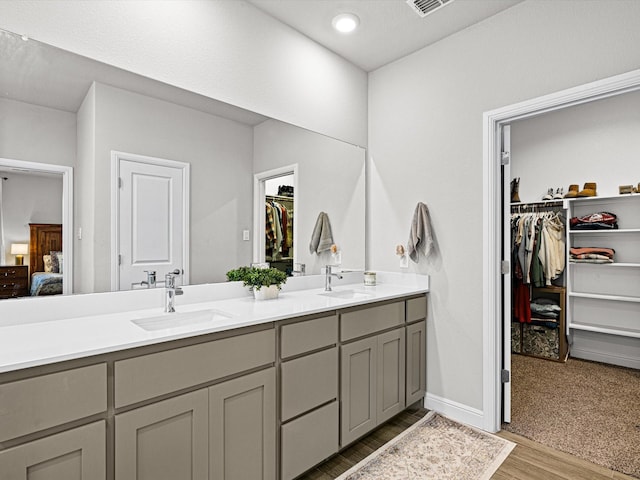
[325,265,343,291]
[165,269,183,312]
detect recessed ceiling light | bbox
[332,13,359,34]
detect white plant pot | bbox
[253,284,280,300]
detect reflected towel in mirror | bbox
[309,212,334,254]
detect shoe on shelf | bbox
[577,182,597,197]
[553,188,563,199]
[619,184,634,194]
[510,177,521,203]
[542,188,553,201]
[564,184,579,198]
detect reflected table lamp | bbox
[11,243,29,266]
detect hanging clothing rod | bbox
[510,200,563,212]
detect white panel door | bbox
[118,157,186,290]
[501,124,512,423]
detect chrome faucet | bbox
[164,269,183,313]
[325,265,343,292]
[141,270,156,288]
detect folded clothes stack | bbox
[569,247,615,264]
[529,297,561,328]
[570,211,618,230]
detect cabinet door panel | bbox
[115,390,208,480]
[377,328,406,424]
[340,337,377,447]
[209,368,276,480]
[0,421,105,480]
[406,320,426,405]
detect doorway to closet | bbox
[498,84,640,478]
[253,165,298,275]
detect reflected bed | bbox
[29,223,63,296]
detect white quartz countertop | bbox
[0,272,429,373]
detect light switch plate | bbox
[242,229,250,241]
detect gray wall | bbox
[253,120,366,274]
[0,173,63,266]
[511,89,640,201]
[0,97,75,167]
[75,83,96,293]
[0,97,73,266]
[368,0,640,413]
[0,0,367,147]
[85,83,254,291]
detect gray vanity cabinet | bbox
[115,390,209,480]
[209,368,276,480]
[0,421,106,480]
[376,327,406,424]
[340,335,378,446]
[406,320,427,405]
[280,315,339,480]
[113,327,277,480]
[340,299,408,447]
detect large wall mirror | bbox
[0,28,366,300]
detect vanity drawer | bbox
[281,314,338,359]
[340,301,405,341]
[281,401,339,480]
[406,296,427,323]
[115,328,275,407]
[0,364,107,443]
[281,347,338,421]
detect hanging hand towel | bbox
[309,212,334,254]
[407,202,434,263]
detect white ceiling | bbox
[247,0,523,71]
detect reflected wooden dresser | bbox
[0,266,29,298]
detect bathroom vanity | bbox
[0,273,428,480]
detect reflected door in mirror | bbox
[117,155,188,290]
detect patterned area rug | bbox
[336,412,515,480]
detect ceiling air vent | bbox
[406,0,455,18]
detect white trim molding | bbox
[482,68,640,433]
[0,157,73,295]
[425,393,484,430]
[253,164,298,265]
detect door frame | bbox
[110,151,190,291]
[0,157,73,295]
[482,67,640,432]
[253,164,298,265]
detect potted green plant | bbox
[226,266,287,300]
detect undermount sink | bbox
[131,309,232,331]
[318,289,374,300]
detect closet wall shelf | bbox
[569,292,640,303]
[570,262,640,268]
[563,193,640,205]
[569,323,640,339]
[569,228,640,234]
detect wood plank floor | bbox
[298,407,636,480]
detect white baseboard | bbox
[425,393,485,431]
[571,347,640,370]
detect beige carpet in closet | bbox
[503,354,640,478]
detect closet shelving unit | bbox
[564,193,640,346]
[510,200,568,362]
[266,194,294,274]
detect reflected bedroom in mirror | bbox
[0,27,365,301]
